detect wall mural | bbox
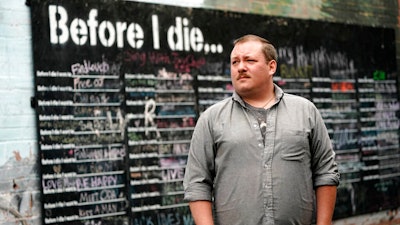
[29,0,399,224]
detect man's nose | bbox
[237,61,247,72]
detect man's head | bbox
[230,34,277,101]
[233,34,277,63]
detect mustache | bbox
[237,73,250,79]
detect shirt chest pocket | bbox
[278,130,309,161]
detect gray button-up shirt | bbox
[183,84,340,225]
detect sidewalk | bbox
[333,209,400,225]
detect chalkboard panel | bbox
[31,0,399,224]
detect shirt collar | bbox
[232,83,285,107]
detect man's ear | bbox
[268,60,277,75]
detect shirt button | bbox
[258,143,263,147]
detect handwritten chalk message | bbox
[42,175,119,192]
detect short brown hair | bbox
[233,34,278,62]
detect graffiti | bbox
[27,0,400,224]
[0,148,41,225]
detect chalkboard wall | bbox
[31,0,399,224]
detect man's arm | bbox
[316,185,337,225]
[189,200,214,225]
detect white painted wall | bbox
[0,0,41,224]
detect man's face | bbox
[230,40,276,98]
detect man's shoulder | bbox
[282,92,312,103]
[203,97,233,113]
[281,93,317,110]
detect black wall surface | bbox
[30,1,399,224]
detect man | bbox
[183,34,340,225]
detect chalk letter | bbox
[70,18,88,45]
[167,17,183,51]
[87,9,99,46]
[49,5,69,44]
[116,22,127,48]
[190,27,204,52]
[98,21,116,47]
[152,15,160,49]
[126,23,144,49]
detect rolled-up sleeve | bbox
[183,110,216,202]
[310,104,340,187]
